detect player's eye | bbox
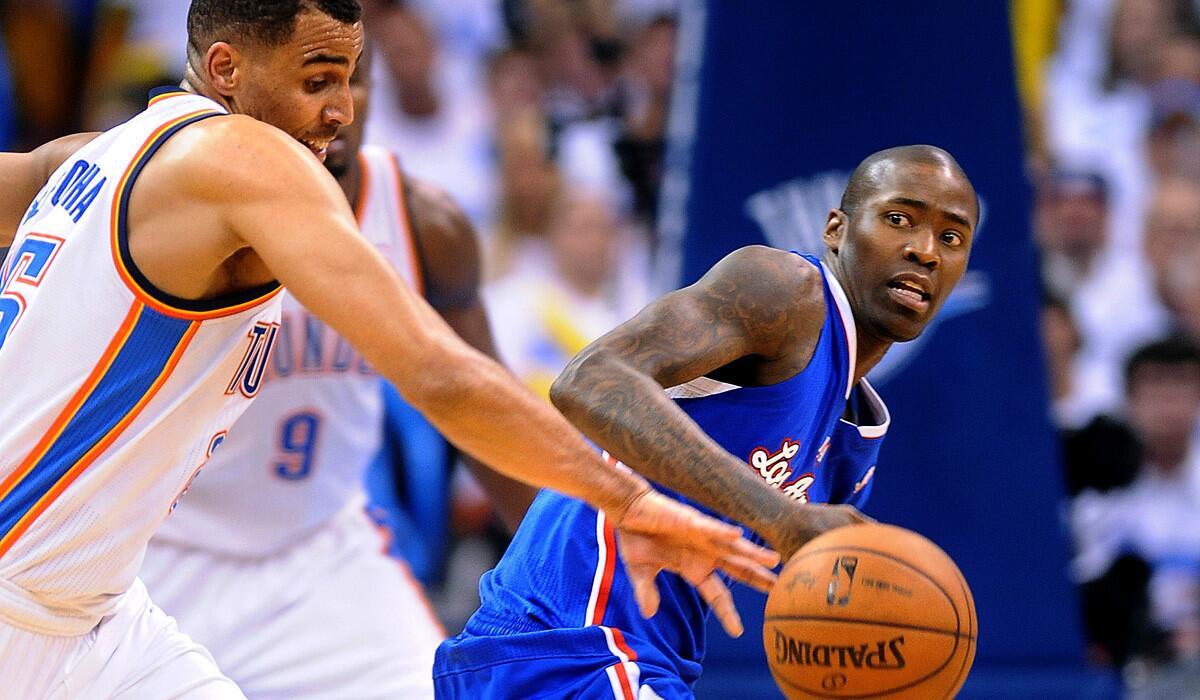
[885,212,911,227]
[940,231,964,247]
[305,77,328,93]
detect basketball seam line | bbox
[764,615,977,640]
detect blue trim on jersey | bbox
[114,110,281,313]
[147,86,188,101]
[0,306,191,539]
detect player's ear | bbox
[205,42,240,97]
[823,209,847,254]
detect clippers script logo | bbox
[749,439,814,502]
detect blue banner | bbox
[660,2,1118,696]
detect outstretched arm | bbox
[406,178,537,533]
[551,246,870,560]
[161,117,778,633]
[0,133,99,245]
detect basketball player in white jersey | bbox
[139,51,534,698]
[0,1,780,697]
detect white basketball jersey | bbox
[152,144,421,556]
[0,89,283,635]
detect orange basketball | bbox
[763,523,976,699]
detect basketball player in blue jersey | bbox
[434,145,979,699]
[0,1,779,696]
[139,50,536,699]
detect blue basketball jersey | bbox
[435,254,890,696]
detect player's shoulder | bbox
[153,115,322,200]
[706,245,825,304]
[405,174,476,248]
[396,168,483,307]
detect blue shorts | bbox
[433,625,693,699]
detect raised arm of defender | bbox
[132,115,776,633]
[551,246,872,560]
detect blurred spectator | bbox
[485,187,650,397]
[1036,170,1110,298]
[1,0,98,146]
[365,4,496,227]
[1070,337,1200,667]
[486,47,544,127]
[614,14,674,228]
[488,109,561,277]
[1043,0,1198,259]
[1041,292,1086,426]
[1034,168,1169,424]
[1144,177,1200,338]
[84,0,187,131]
[403,0,506,87]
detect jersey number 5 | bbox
[0,234,65,351]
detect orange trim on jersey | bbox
[353,151,370,226]
[147,91,191,108]
[0,314,198,556]
[108,111,284,320]
[0,302,142,507]
[387,152,425,295]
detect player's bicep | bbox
[587,286,758,389]
[239,197,447,389]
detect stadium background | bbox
[2,0,1198,697]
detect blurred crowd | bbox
[1026,0,1200,692]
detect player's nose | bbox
[902,230,939,270]
[324,85,354,127]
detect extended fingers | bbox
[628,566,663,620]
[697,574,743,638]
[721,536,780,569]
[717,553,778,594]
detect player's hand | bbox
[773,504,876,561]
[607,485,780,638]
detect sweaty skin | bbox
[552,149,977,564]
[0,10,778,635]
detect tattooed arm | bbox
[406,178,537,533]
[551,245,869,560]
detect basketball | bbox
[763,523,976,699]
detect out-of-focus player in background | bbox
[0,0,781,696]
[435,146,979,698]
[140,48,536,699]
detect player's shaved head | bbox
[187,0,362,50]
[841,145,978,224]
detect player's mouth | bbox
[299,138,331,162]
[886,274,932,313]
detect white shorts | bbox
[0,578,243,699]
[141,504,445,700]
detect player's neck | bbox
[178,72,234,114]
[822,253,891,383]
[853,334,890,385]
